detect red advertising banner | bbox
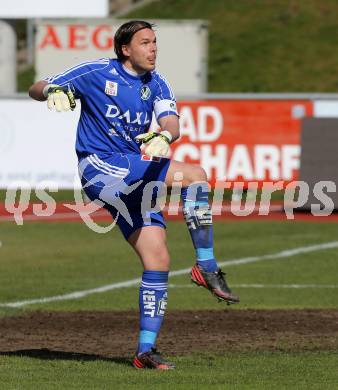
[171,100,313,186]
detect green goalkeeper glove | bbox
[43,84,76,112]
[135,131,172,157]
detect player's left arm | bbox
[136,113,180,157]
[136,73,180,157]
[157,114,180,143]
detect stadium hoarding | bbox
[0,96,323,190]
[34,19,208,96]
[168,99,313,186]
[0,98,80,189]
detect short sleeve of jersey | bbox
[44,58,110,98]
[152,72,179,121]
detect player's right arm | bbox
[29,80,76,112]
[28,80,48,101]
[28,58,110,112]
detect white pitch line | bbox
[0,241,338,308]
[167,284,338,289]
[233,284,338,288]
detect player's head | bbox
[114,20,157,73]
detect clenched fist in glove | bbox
[135,131,173,157]
[43,84,76,112]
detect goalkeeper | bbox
[29,20,239,370]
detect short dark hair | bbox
[114,20,155,61]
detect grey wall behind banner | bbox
[34,19,208,96]
[298,118,338,211]
[0,21,17,94]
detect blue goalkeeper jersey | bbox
[46,58,178,159]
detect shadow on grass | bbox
[0,349,131,366]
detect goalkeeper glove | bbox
[43,84,76,112]
[135,131,172,157]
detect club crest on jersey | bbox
[170,102,177,110]
[105,81,118,96]
[140,85,151,100]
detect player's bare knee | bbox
[158,254,170,269]
[187,166,208,185]
[198,166,208,182]
[143,252,170,271]
[150,246,170,269]
[154,246,170,265]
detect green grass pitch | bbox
[0,219,337,388]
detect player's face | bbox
[122,28,157,73]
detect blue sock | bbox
[138,270,168,354]
[181,183,218,273]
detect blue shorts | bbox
[78,152,171,240]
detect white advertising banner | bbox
[0,0,109,18]
[313,101,338,117]
[4,97,335,189]
[34,19,208,96]
[0,99,81,189]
